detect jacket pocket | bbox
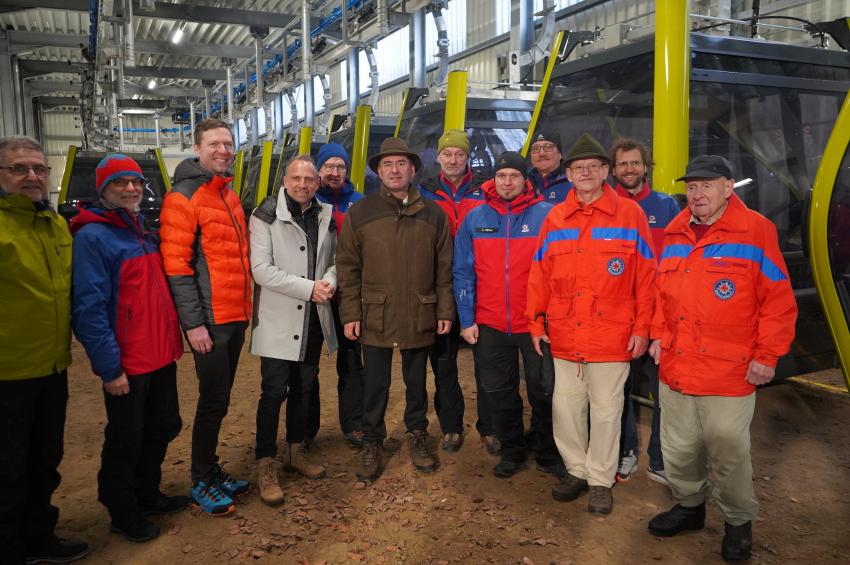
[416,293,438,333]
[698,334,752,364]
[362,292,387,334]
[546,297,574,321]
[593,297,635,325]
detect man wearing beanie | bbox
[527,128,572,204]
[454,152,563,478]
[526,133,656,515]
[419,128,487,454]
[160,119,251,515]
[71,154,187,542]
[314,142,366,448]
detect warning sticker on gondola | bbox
[713,278,736,300]
[607,257,625,276]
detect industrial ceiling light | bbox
[148,78,157,90]
[171,22,186,44]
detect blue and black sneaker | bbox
[190,481,235,516]
[214,463,249,497]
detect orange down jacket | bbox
[526,184,656,362]
[160,159,251,329]
[651,194,797,397]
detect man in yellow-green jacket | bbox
[0,136,88,565]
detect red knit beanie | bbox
[95,154,145,194]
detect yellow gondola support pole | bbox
[232,149,245,196]
[652,0,690,195]
[57,145,77,204]
[153,147,171,191]
[809,90,850,392]
[522,31,565,157]
[395,88,410,138]
[255,140,275,205]
[299,127,313,156]
[444,70,468,132]
[351,104,372,193]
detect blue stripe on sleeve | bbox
[590,227,655,260]
[702,243,788,282]
[533,228,579,262]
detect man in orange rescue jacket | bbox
[160,119,252,516]
[526,133,656,516]
[646,155,797,562]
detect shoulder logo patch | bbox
[607,257,625,276]
[548,191,556,199]
[521,224,530,233]
[713,278,736,300]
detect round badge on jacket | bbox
[714,278,736,300]
[607,257,625,276]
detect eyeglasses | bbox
[530,143,558,155]
[111,177,146,189]
[321,164,347,173]
[570,163,604,174]
[0,164,51,178]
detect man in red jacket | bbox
[647,155,797,561]
[526,134,656,515]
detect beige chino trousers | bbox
[552,359,629,488]
[659,382,758,525]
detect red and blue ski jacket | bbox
[71,205,183,382]
[419,166,487,236]
[453,178,551,334]
[529,166,573,205]
[614,181,680,257]
[316,179,363,234]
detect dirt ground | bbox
[57,339,850,564]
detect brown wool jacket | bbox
[336,184,454,349]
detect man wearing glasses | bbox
[0,136,89,563]
[314,143,365,449]
[527,133,656,515]
[527,129,572,204]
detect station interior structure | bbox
[1,0,850,390]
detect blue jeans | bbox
[619,355,663,470]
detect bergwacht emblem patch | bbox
[607,257,625,276]
[713,278,736,300]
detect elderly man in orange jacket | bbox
[646,156,797,561]
[527,133,656,515]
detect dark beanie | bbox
[531,128,562,152]
[493,151,528,179]
[316,142,350,171]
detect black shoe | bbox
[342,430,365,449]
[138,494,190,517]
[492,459,527,478]
[721,522,752,561]
[536,460,566,479]
[26,535,89,564]
[587,486,613,515]
[479,435,501,456]
[648,503,706,537]
[552,473,589,502]
[356,442,382,482]
[110,516,161,543]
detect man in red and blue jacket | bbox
[608,138,681,485]
[453,151,562,478]
[71,154,186,543]
[314,143,365,448]
[528,128,572,204]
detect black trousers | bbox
[0,372,67,565]
[361,345,429,444]
[255,322,324,458]
[333,303,365,434]
[473,361,495,437]
[428,325,465,434]
[190,321,247,484]
[473,325,559,465]
[99,363,181,521]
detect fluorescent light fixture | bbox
[733,178,753,189]
[147,78,157,90]
[171,26,184,44]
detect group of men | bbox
[0,116,797,563]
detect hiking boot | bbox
[721,522,752,561]
[441,432,464,453]
[214,463,249,497]
[342,430,365,449]
[110,516,160,543]
[587,486,613,515]
[407,430,437,472]
[283,443,326,479]
[493,459,527,478]
[190,481,235,516]
[616,450,638,482]
[648,503,706,537]
[356,442,382,482]
[552,473,589,502]
[536,460,567,479]
[138,493,189,517]
[646,466,669,487]
[25,535,89,564]
[257,457,285,507]
[480,435,501,456]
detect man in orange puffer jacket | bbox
[160,119,251,516]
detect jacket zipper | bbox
[219,188,251,321]
[505,202,511,335]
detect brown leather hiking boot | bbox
[283,443,326,479]
[257,457,285,507]
[356,442,382,482]
[408,430,437,472]
[587,486,613,515]
[440,432,464,452]
[480,435,501,456]
[552,473,589,502]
